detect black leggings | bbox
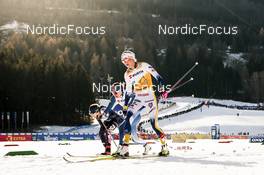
[99,113,124,146]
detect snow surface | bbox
[0,139,263,175]
[38,97,264,136]
[149,105,264,135]
[143,97,264,135]
[1,97,264,175]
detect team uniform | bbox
[122,61,168,156]
[95,94,143,155]
[128,106,146,144]
[96,96,126,155]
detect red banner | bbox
[220,135,249,139]
[0,135,32,141]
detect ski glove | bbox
[123,105,128,116]
[161,91,168,99]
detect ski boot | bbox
[112,145,122,157]
[159,144,169,156]
[143,143,152,155]
[101,144,111,155]
[119,144,129,157]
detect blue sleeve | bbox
[104,96,116,115]
[156,75,165,86]
[124,92,136,107]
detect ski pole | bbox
[97,118,118,148]
[167,62,198,94]
[170,77,194,93]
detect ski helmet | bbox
[89,103,100,115]
[121,50,137,62]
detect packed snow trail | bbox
[0,140,264,175]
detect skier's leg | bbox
[123,99,143,144]
[119,110,133,156]
[112,115,125,156]
[130,112,142,143]
[130,108,152,155]
[130,106,146,144]
[143,93,164,140]
[118,121,125,145]
[120,100,143,156]
[122,110,132,144]
[98,121,112,155]
[147,93,169,156]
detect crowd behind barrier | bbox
[138,102,205,133]
[206,101,264,110]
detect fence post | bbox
[14,112,17,131]
[21,112,24,130]
[1,112,4,131]
[26,111,29,130]
[7,112,10,131]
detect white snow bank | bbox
[0,139,263,175]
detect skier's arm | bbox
[144,62,165,86]
[144,62,168,98]
[103,96,116,116]
[123,73,136,112]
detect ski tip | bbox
[195,62,199,65]
[66,152,72,157]
[190,77,194,80]
[63,156,71,163]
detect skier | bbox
[119,50,169,157]
[88,82,126,155]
